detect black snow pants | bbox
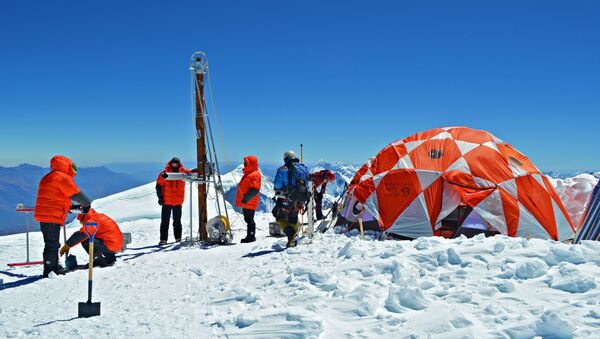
[243,208,256,238]
[81,238,116,267]
[160,204,182,242]
[41,222,61,274]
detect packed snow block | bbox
[120,232,132,252]
[268,222,284,237]
[544,245,586,266]
[515,259,549,279]
[547,263,596,293]
[385,286,430,312]
[536,310,575,338]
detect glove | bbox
[60,245,70,256]
[161,172,169,179]
[191,168,198,173]
[158,198,163,206]
[81,206,90,214]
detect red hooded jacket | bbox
[236,156,261,211]
[74,209,124,252]
[34,155,81,225]
[156,160,192,206]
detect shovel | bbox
[78,222,101,318]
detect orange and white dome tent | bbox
[344,126,575,241]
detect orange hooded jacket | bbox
[34,155,81,225]
[156,160,192,206]
[74,209,124,252]
[236,156,261,211]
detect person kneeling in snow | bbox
[60,209,123,267]
[236,156,262,243]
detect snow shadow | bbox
[242,248,285,258]
[0,275,42,291]
[34,317,79,327]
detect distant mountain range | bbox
[0,164,145,235]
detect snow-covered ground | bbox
[1,173,600,338]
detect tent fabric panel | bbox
[375,169,421,227]
[422,177,444,229]
[463,146,514,184]
[499,188,520,237]
[472,189,509,236]
[370,144,408,175]
[515,175,558,240]
[385,193,433,238]
[517,202,552,240]
[496,143,541,175]
[408,139,462,172]
[447,127,494,144]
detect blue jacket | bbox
[274,165,290,191]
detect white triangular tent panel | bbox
[435,181,462,228]
[491,135,504,144]
[482,141,500,153]
[454,140,480,156]
[446,157,471,174]
[431,131,453,140]
[386,193,433,238]
[472,190,508,236]
[509,163,529,178]
[498,179,518,200]
[392,154,414,170]
[373,172,388,189]
[516,202,551,240]
[416,170,442,191]
[552,199,574,241]
[404,140,425,153]
[363,192,381,222]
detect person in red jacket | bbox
[310,169,336,220]
[155,157,193,245]
[34,155,92,277]
[236,156,262,243]
[59,208,123,267]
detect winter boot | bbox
[240,222,256,243]
[283,226,297,248]
[158,240,167,246]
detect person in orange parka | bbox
[60,208,123,267]
[236,156,262,243]
[34,155,92,278]
[155,157,195,245]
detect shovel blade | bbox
[65,254,78,270]
[78,301,101,318]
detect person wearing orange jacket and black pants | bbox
[155,157,194,245]
[60,208,123,267]
[236,156,262,243]
[34,155,92,278]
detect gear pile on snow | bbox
[341,126,575,241]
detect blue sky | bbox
[0,0,598,170]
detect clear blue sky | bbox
[1,0,598,170]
